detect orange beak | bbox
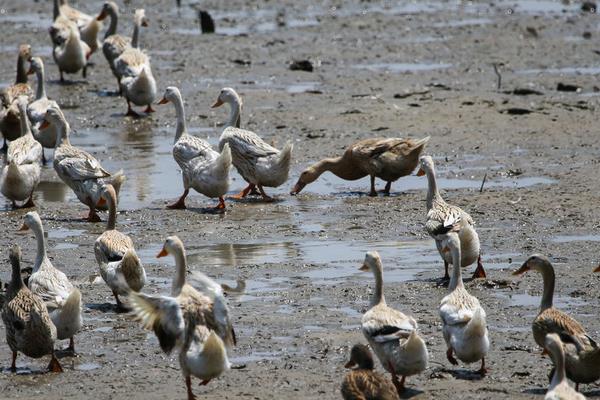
[40,120,50,130]
[18,223,29,232]
[344,360,356,369]
[157,248,168,258]
[359,264,369,272]
[290,181,306,195]
[97,10,107,21]
[513,261,530,276]
[157,97,169,105]
[594,265,600,273]
[97,197,107,207]
[416,168,425,176]
[211,98,224,108]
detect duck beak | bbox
[18,223,29,232]
[157,97,169,105]
[97,10,107,21]
[157,247,168,258]
[40,120,50,130]
[290,181,305,195]
[344,360,356,369]
[513,261,530,276]
[142,20,149,27]
[359,264,369,272]
[594,265,600,273]
[416,168,425,176]
[211,98,224,108]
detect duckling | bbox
[291,136,429,196]
[20,211,82,353]
[158,87,232,210]
[545,334,587,400]
[438,227,489,375]
[0,44,33,151]
[360,251,428,395]
[418,155,486,280]
[43,106,125,222]
[1,245,63,373]
[341,344,399,400]
[94,184,145,309]
[211,88,293,200]
[0,97,42,208]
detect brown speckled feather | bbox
[341,369,399,400]
[95,230,134,262]
[533,307,592,350]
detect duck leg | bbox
[214,196,226,210]
[125,100,140,118]
[185,376,197,400]
[472,254,486,279]
[368,175,377,197]
[48,352,63,372]
[387,361,405,395]
[230,184,255,200]
[60,70,65,83]
[382,181,392,196]
[200,379,211,385]
[257,185,274,201]
[82,65,87,79]
[10,351,17,372]
[86,206,102,222]
[68,337,76,353]
[22,191,35,209]
[42,148,47,164]
[2,138,7,152]
[446,347,458,365]
[167,189,189,209]
[477,357,488,376]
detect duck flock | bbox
[0,1,599,400]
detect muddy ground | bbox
[1,0,600,399]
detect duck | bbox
[1,244,63,373]
[544,334,587,400]
[52,0,103,55]
[113,16,156,117]
[130,236,233,400]
[52,19,91,82]
[359,251,428,395]
[438,227,489,375]
[1,97,42,209]
[291,136,429,196]
[417,155,486,280]
[94,184,145,310]
[341,344,400,400]
[26,57,60,162]
[19,211,82,353]
[211,87,293,200]
[43,106,125,222]
[0,44,33,151]
[99,5,148,94]
[513,255,600,389]
[158,87,232,210]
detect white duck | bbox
[113,13,156,117]
[438,228,489,375]
[130,236,233,400]
[94,184,145,309]
[20,211,82,353]
[1,97,42,208]
[211,88,292,200]
[52,0,103,55]
[43,106,125,222]
[99,5,148,94]
[545,334,587,400]
[417,155,486,280]
[0,44,33,151]
[26,57,60,162]
[359,251,428,395]
[52,19,91,82]
[158,87,232,210]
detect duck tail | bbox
[119,250,145,292]
[56,287,82,330]
[216,143,232,175]
[413,136,430,152]
[108,170,126,196]
[465,308,487,337]
[277,141,293,170]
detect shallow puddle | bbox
[494,292,586,309]
[517,67,600,75]
[551,234,600,243]
[353,62,453,74]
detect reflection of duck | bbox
[211,88,293,200]
[418,155,486,280]
[341,344,399,400]
[291,136,428,196]
[514,255,600,389]
[359,251,428,395]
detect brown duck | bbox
[341,344,399,400]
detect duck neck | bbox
[105,6,118,39]
[10,256,24,291]
[131,20,141,48]
[370,264,385,307]
[105,191,117,231]
[425,166,443,210]
[172,94,187,142]
[55,119,70,148]
[550,345,566,386]
[315,157,357,180]
[449,241,464,291]
[31,222,48,272]
[16,53,28,84]
[172,247,187,296]
[539,265,555,312]
[225,98,241,129]
[35,67,47,100]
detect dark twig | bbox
[492,64,502,91]
[480,172,488,193]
